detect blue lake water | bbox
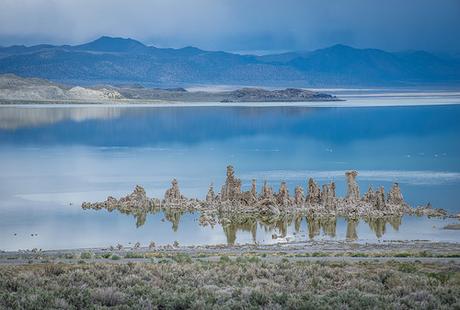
[0,103,459,250]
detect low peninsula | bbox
[0,74,339,104]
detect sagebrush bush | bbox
[0,260,458,309]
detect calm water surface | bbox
[0,103,459,250]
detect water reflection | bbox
[102,206,409,244]
[365,217,402,238]
[0,106,122,130]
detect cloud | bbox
[0,0,459,52]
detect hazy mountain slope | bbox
[0,37,459,86]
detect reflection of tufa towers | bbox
[82,166,410,244]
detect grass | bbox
[0,258,458,309]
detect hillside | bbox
[0,37,459,87]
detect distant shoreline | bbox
[1,97,460,107]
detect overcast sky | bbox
[1,0,459,53]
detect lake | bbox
[1,103,460,250]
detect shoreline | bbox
[1,240,459,264]
[2,93,460,108]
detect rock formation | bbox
[373,187,386,210]
[321,182,336,209]
[82,166,450,222]
[260,181,274,200]
[220,165,242,201]
[345,171,360,202]
[276,182,291,207]
[206,183,215,202]
[363,186,375,203]
[82,185,152,212]
[294,186,304,205]
[251,179,257,198]
[387,183,404,205]
[306,178,321,204]
[164,179,183,203]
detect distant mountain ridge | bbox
[0,36,459,87]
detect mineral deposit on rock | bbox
[306,178,321,204]
[82,166,449,222]
[345,171,360,202]
[164,179,183,203]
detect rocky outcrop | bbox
[260,181,274,200]
[345,171,360,202]
[164,179,183,203]
[294,186,304,205]
[206,183,215,202]
[220,165,242,201]
[82,166,447,221]
[363,186,375,203]
[373,187,386,210]
[82,185,152,212]
[414,203,448,217]
[306,178,321,204]
[387,183,404,205]
[251,179,257,198]
[276,182,291,207]
[321,182,336,209]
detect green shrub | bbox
[398,263,417,273]
[219,255,231,263]
[427,272,451,284]
[171,254,192,264]
[247,256,261,263]
[125,252,145,259]
[101,253,112,259]
[111,255,121,260]
[80,252,92,259]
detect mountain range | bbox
[1,36,459,87]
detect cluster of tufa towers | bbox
[164,165,406,210]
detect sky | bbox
[0,0,459,54]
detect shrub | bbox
[220,255,231,263]
[101,252,112,259]
[80,252,92,259]
[125,252,145,259]
[171,254,192,264]
[398,263,417,273]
